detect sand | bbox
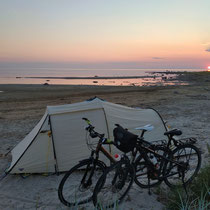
[0,72,210,209]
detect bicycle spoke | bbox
[164,144,201,187]
[134,146,167,188]
[58,160,105,206]
[93,160,134,208]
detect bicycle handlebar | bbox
[82,118,115,145]
[83,118,104,138]
[82,117,91,125]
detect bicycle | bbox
[92,124,201,207]
[134,126,201,189]
[58,119,201,207]
[58,118,117,207]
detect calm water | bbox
[0,67,205,86]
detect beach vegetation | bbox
[156,163,210,210]
[56,200,125,210]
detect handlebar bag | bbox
[113,125,138,153]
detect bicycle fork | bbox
[80,158,97,189]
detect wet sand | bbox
[0,72,210,209]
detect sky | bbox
[0,0,210,69]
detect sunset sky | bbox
[0,0,210,69]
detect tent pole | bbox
[149,108,169,137]
[49,116,59,175]
[102,108,112,154]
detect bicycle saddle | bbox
[164,129,182,136]
[135,124,154,131]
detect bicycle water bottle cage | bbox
[164,129,182,136]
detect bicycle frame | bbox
[132,138,187,182]
[77,132,117,191]
[91,138,116,164]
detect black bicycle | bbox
[58,120,201,207]
[92,124,201,207]
[134,127,201,189]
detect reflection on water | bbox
[0,68,204,86]
[0,76,188,86]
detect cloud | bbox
[205,47,210,52]
[152,57,164,59]
[201,42,210,46]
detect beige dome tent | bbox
[6,97,167,174]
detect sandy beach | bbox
[0,72,210,209]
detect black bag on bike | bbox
[113,125,138,153]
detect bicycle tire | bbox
[58,159,105,207]
[164,144,201,187]
[134,146,168,188]
[92,159,135,208]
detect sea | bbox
[0,67,205,86]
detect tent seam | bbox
[48,107,103,116]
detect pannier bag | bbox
[113,125,138,153]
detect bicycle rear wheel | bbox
[58,159,105,207]
[92,159,135,208]
[134,146,168,188]
[164,144,201,187]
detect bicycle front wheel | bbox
[58,159,105,207]
[92,159,135,208]
[164,144,201,187]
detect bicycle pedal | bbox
[157,177,164,181]
[148,190,152,195]
[150,173,159,180]
[125,194,132,201]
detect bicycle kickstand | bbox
[181,172,188,198]
[148,177,152,195]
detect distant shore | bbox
[20,70,208,80]
[0,70,200,86]
[22,75,157,79]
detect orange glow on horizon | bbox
[208,66,210,71]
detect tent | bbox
[7,97,167,174]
